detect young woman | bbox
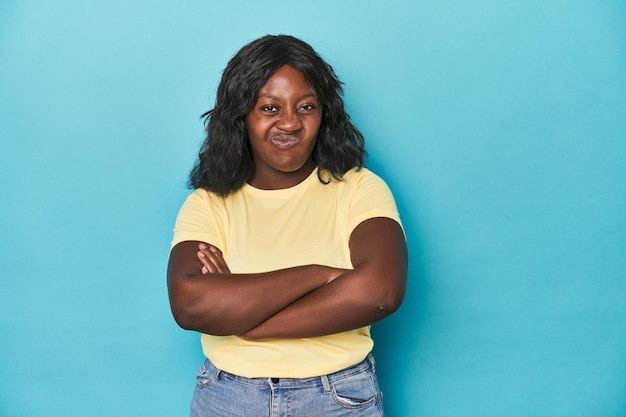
[167,34,407,416]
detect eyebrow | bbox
[257,93,317,101]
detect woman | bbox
[167,34,407,416]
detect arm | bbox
[166,241,345,336]
[240,217,408,339]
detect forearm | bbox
[168,218,407,338]
[168,242,344,335]
[170,265,338,336]
[240,268,405,339]
[241,218,408,339]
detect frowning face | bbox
[245,65,322,190]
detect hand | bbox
[197,243,231,274]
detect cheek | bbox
[307,115,323,136]
[245,118,265,141]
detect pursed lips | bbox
[270,135,299,149]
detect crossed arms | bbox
[167,217,407,339]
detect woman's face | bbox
[245,64,322,190]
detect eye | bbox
[261,105,279,113]
[299,104,317,112]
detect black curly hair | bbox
[188,35,366,195]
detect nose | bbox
[277,108,302,132]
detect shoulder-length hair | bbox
[188,35,366,195]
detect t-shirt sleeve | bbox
[170,190,225,251]
[347,170,404,237]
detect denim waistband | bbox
[204,354,376,390]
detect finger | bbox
[198,247,226,273]
[197,245,231,274]
[199,247,222,271]
[210,247,231,273]
[202,244,231,273]
[197,250,218,273]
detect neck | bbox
[248,162,316,190]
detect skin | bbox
[167,65,408,339]
[245,64,322,190]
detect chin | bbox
[273,160,310,173]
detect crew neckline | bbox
[242,168,319,197]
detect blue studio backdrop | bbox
[1,1,625,416]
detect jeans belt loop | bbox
[320,374,331,394]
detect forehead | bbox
[258,65,315,96]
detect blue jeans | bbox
[190,354,384,416]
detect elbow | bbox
[347,269,406,319]
[168,293,217,334]
[168,278,230,335]
[170,307,198,332]
[171,306,233,336]
[370,276,406,317]
[169,297,246,336]
[169,301,203,332]
[172,308,228,336]
[376,289,405,315]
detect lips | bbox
[270,136,299,149]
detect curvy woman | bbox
[167,34,408,417]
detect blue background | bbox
[1,1,625,416]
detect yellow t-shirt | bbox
[171,167,402,378]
